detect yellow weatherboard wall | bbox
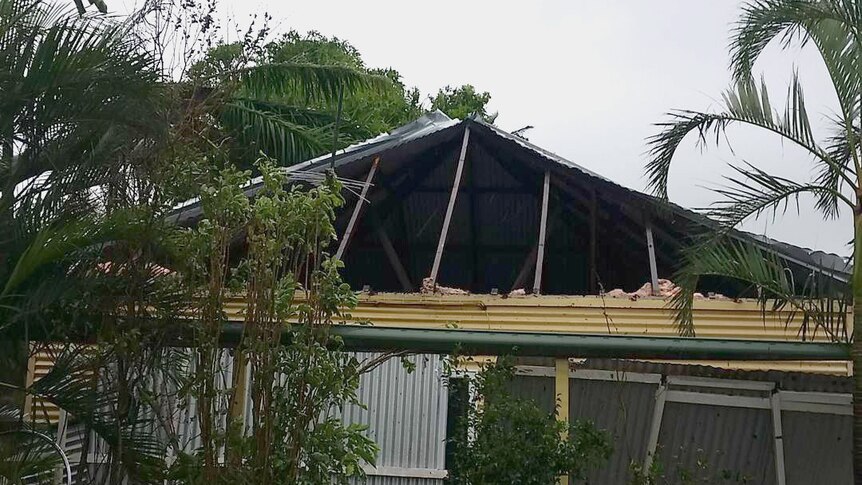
[224,292,852,375]
[26,292,852,424]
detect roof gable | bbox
[171,112,850,293]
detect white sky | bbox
[120,0,854,256]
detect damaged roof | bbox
[170,111,850,292]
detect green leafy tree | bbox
[430,84,498,123]
[263,31,424,137]
[448,358,611,484]
[644,0,861,478]
[188,31,409,168]
[168,160,378,484]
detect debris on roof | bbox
[603,279,731,301]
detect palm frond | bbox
[2,215,108,297]
[730,0,861,138]
[28,347,169,482]
[731,0,842,79]
[705,161,853,226]
[221,100,354,166]
[0,425,61,484]
[0,0,164,191]
[816,118,860,215]
[670,236,848,339]
[236,63,386,104]
[230,98,368,139]
[646,75,855,200]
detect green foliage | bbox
[193,30,498,168]
[430,84,497,123]
[244,30,423,138]
[629,448,754,485]
[0,2,501,483]
[0,11,179,483]
[644,0,859,338]
[171,159,377,484]
[188,30,404,168]
[447,357,612,484]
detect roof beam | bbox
[363,143,461,232]
[532,170,551,295]
[335,157,379,260]
[511,209,559,292]
[645,223,660,296]
[469,148,480,290]
[589,189,598,293]
[369,210,414,291]
[429,127,471,286]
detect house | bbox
[30,111,853,483]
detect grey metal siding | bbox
[782,411,852,485]
[339,353,448,482]
[657,402,775,484]
[508,375,555,413]
[570,379,655,484]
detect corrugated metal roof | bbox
[574,358,851,393]
[170,111,460,225]
[223,293,852,375]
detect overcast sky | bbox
[123,0,853,255]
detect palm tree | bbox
[187,39,386,169]
[645,0,861,479]
[0,0,183,481]
[0,1,381,481]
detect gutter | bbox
[220,324,849,361]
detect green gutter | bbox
[220,324,849,361]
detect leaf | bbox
[646,75,855,206]
[669,236,848,339]
[235,63,386,104]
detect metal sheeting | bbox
[782,411,852,485]
[577,358,853,392]
[360,478,442,485]
[570,379,656,485]
[338,353,448,479]
[224,293,846,343]
[510,369,852,485]
[508,375,555,414]
[50,351,448,484]
[169,110,850,284]
[657,402,775,484]
[468,118,852,283]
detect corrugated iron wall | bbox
[338,353,448,484]
[36,351,449,485]
[571,379,657,484]
[21,354,855,485]
[657,403,776,484]
[782,411,852,485]
[509,372,852,485]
